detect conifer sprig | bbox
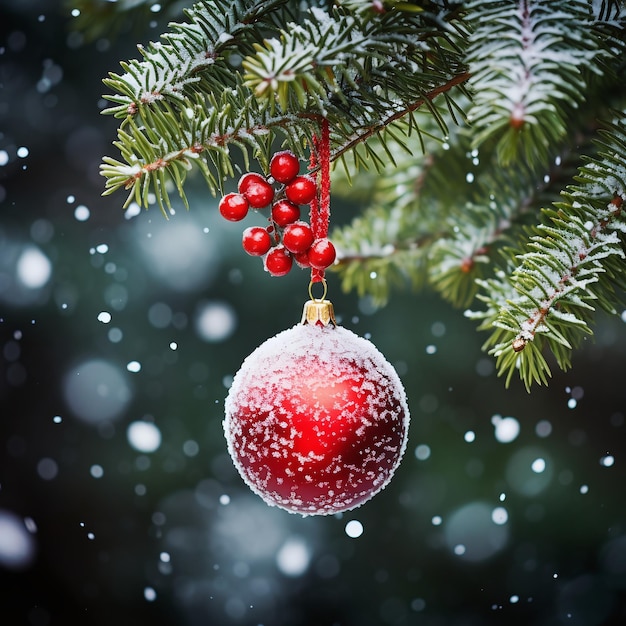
[100,0,469,213]
[464,0,625,165]
[468,117,626,389]
[101,0,290,118]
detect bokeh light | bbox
[16,246,52,289]
[0,509,37,569]
[505,447,554,496]
[127,420,162,453]
[491,414,520,443]
[275,537,311,576]
[63,359,132,424]
[134,212,219,292]
[194,300,237,342]
[444,502,509,562]
[0,236,52,306]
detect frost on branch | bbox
[464,0,625,165]
[99,0,469,213]
[101,0,275,118]
[468,116,626,390]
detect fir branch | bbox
[331,106,572,310]
[328,71,470,165]
[330,121,442,305]
[100,85,303,213]
[239,3,470,136]
[332,204,432,306]
[95,0,626,393]
[100,1,470,212]
[102,0,290,118]
[427,208,507,308]
[330,116,467,305]
[241,7,368,113]
[427,143,580,308]
[99,75,469,214]
[464,0,626,166]
[468,115,626,390]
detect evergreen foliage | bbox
[468,115,626,389]
[464,0,621,165]
[92,0,626,389]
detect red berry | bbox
[271,200,300,227]
[238,173,274,208]
[293,249,310,268]
[264,246,293,276]
[308,238,336,269]
[219,193,249,221]
[242,227,272,256]
[285,175,317,205]
[283,221,314,254]
[270,150,300,184]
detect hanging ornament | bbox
[224,287,410,515]
[222,119,410,515]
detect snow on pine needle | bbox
[468,116,626,390]
[464,0,623,165]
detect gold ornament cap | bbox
[301,280,336,327]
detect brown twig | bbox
[328,72,471,164]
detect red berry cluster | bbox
[218,150,336,277]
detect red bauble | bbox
[271,200,301,227]
[308,237,336,269]
[242,226,272,256]
[285,175,317,205]
[219,193,249,221]
[238,173,274,208]
[282,221,314,254]
[264,245,293,276]
[270,150,300,184]
[224,312,410,515]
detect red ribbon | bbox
[309,118,331,283]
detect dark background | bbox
[1,2,625,625]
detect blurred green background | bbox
[1,2,625,625]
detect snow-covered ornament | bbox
[224,292,410,515]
